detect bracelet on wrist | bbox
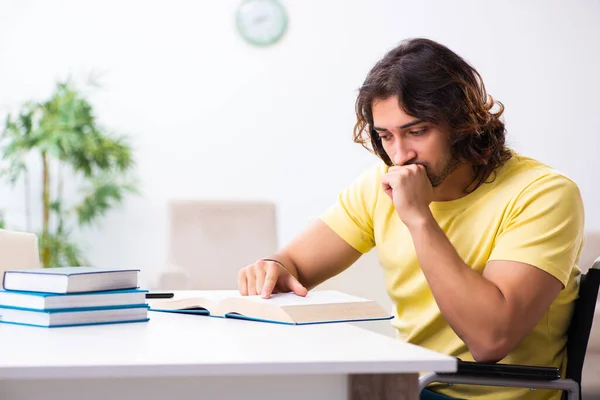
[260,258,286,269]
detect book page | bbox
[244,290,371,306]
[149,290,242,310]
[170,290,242,303]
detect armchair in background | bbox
[0,229,41,285]
[156,200,278,290]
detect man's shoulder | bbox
[351,161,389,187]
[496,153,579,193]
[494,153,581,204]
[362,161,389,177]
[330,161,388,210]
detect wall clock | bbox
[235,0,288,47]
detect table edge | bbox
[0,359,457,380]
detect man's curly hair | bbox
[353,38,512,191]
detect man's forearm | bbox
[407,213,509,362]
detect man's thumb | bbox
[286,275,308,296]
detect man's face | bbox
[371,96,459,187]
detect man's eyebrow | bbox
[373,119,425,132]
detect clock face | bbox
[235,0,288,47]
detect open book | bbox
[148,290,392,325]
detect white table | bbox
[0,309,456,400]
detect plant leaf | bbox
[38,231,90,267]
[75,173,138,227]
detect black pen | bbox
[146,292,174,299]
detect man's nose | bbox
[391,140,417,166]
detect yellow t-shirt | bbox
[320,153,585,400]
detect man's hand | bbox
[238,259,308,299]
[381,164,434,227]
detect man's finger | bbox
[247,271,257,296]
[381,173,391,185]
[261,263,279,298]
[286,274,308,297]
[381,172,401,189]
[238,270,248,296]
[406,164,422,174]
[255,264,266,296]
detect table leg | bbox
[349,373,419,400]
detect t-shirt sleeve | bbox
[319,163,384,254]
[488,173,585,286]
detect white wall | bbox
[1,0,599,290]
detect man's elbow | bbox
[469,335,514,363]
[471,348,508,364]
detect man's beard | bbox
[411,152,460,187]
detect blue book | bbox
[2,267,139,294]
[148,290,393,325]
[0,288,147,311]
[0,304,149,328]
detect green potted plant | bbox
[0,79,139,267]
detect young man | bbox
[237,38,585,400]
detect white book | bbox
[0,304,149,328]
[2,267,139,294]
[0,289,147,310]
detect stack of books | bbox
[0,267,149,328]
